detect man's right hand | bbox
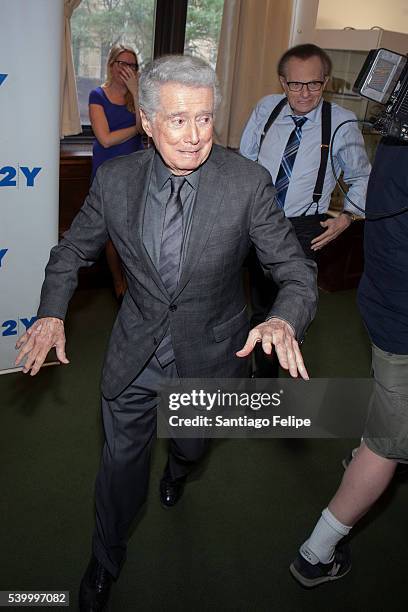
[15,317,69,376]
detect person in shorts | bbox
[289,135,408,588]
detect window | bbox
[70,0,224,132]
[184,0,224,69]
[71,0,156,126]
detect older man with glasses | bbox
[240,43,371,378]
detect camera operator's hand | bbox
[311,213,351,251]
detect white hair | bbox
[139,54,221,119]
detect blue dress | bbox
[89,86,143,181]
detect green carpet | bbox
[1,288,407,611]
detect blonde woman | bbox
[89,44,143,300]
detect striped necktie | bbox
[275,116,307,209]
[155,175,185,367]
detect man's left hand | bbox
[236,318,309,380]
[311,214,351,251]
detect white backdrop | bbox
[0,0,63,373]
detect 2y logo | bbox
[0,165,42,188]
[2,316,37,337]
[0,249,8,267]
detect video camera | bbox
[354,48,408,141]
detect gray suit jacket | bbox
[38,145,317,398]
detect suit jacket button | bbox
[169,304,177,312]
[153,337,157,345]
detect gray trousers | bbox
[92,354,208,578]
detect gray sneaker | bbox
[290,544,352,588]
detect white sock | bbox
[299,508,352,565]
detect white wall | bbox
[0,0,63,373]
[317,0,408,33]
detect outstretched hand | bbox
[15,317,69,376]
[236,318,309,380]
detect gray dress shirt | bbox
[142,151,200,281]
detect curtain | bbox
[215,0,294,148]
[61,0,82,137]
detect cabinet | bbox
[316,28,408,163]
[309,29,408,289]
[59,144,110,288]
[59,144,92,236]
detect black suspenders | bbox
[313,100,332,213]
[257,97,332,214]
[257,98,287,159]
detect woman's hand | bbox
[119,65,138,98]
[117,66,142,132]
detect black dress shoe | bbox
[160,477,185,508]
[79,555,114,611]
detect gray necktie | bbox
[158,175,185,295]
[156,176,185,367]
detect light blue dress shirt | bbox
[240,95,371,218]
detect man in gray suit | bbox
[15,55,317,610]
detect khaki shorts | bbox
[364,343,408,462]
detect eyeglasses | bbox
[115,60,138,72]
[285,80,325,92]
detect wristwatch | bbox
[342,210,359,222]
